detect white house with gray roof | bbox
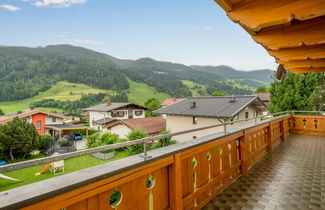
[84,102,148,131]
[154,96,266,142]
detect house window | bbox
[52,117,56,122]
[135,110,143,116]
[230,118,234,125]
[36,121,42,130]
[193,116,197,124]
[255,111,259,117]
[245,112,249,119]
[111,111,125,118]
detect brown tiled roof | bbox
[105,117,166,135]
[121,117,166,134]
[254,93,270,102]
[161,98,184,106]
[0,109,67,124]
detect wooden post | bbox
[169,153,183,210]
[86,128,88,138]
[280,120,284,141]
[239,134,248,176]
[267,123,273,152]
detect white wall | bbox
[165,105,259,142]
[166,115,224,142]
[45,116,63,125]
[132,109,145,119]
[89,109,146,129]
[107,124,131,139]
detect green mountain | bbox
[0,45,272,103]
[191,65,273,83]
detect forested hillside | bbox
[0,45,272,102]
[0,46,128,101]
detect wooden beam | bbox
[214,0,232,12]
[168,153,183,210]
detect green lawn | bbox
[0,150,130,192]
[0,81,113,114]
[127,78,171,105]
[0,79,172,114]
[181,80,208,97]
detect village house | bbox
[0,109,88,138]
[101,117,166,138]
[154,96,267,142]
[83,102,148,131]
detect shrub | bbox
[152,130,176,149]
[127,129,148,154]
[58,138,72,147]
[38,134,53,153]
[86,132,119,148]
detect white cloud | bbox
[194,26,213,31]
[33,0,87,8]
[0,4,21,11]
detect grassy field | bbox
[181,80,208,97]
[0,79,172,114]
[127,78,171,105]
[0,81,112,114]
[0,150,130,192]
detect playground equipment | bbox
[50,160,64,175]
[0,174,21,182]
[35,160,64,176]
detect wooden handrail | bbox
[0,114,324,210]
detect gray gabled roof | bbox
[154,96,266,118]
[83,103,148,112]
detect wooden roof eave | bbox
[252,17,325,51]
[227,0,325,32]
[214,0,325,74]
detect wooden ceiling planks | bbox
[227,0,325,32]
[214,0,325,74]
[268,45,325,62]
[280,59,325,69]
[253,17,325,51]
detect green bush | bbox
[38,134,53,153]
[127,129,148,154]
[86,132,119,148]
[152,130,176,149]
[58,138,72,147]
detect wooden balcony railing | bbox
[0,114,324,210]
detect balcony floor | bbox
[203,134,324,210]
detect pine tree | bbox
[269,72,322,113]
[0,117,40,162]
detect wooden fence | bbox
[2,115,324,210]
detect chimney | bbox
[229,96,236,102]
[190,102,196,108]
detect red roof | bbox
[161,98,184,106]
[121,117,166,135]
[254,93,270,102]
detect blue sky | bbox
[0,0,277,70]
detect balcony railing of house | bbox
[0,111,324,209]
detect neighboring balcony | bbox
[0,114,324,210]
